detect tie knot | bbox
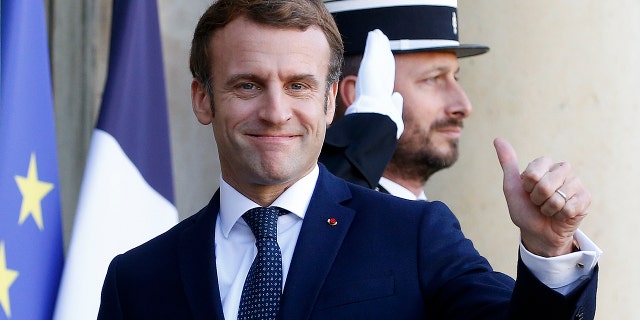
[242,206,284,239]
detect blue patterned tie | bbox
[238,207,286,320]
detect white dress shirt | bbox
[379,177,428,200]
[379,176,602,294]
[215,165,318,320]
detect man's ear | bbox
[339,75,357,108]
[191,79,213,125]
[326,81,338,125]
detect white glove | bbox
[344,29,404,139]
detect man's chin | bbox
[430,147,459,169]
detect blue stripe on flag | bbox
[96,0,174,203]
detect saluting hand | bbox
[345,29,404,139]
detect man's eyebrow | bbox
[224,73,320,84]
[435,65,458,73]
[288,74,320,86]
[224,73,323,89]
[420,65,459,76]
[225,73,259,86]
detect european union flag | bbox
[0,0,64,319]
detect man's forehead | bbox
[211,15,322,38]
[396,50,459,67]
[207,17,331,79]
[209,16,329,52]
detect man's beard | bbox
[387,118,462,182]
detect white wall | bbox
[428,1,639,318]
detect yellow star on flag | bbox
[0,241,19,318]
[14,153,54,230]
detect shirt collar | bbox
[378,177,427,201]
[219,165,319,237]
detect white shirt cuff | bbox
[520,229,602,290]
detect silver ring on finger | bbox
[555,188,568,203]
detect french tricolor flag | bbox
[53,1,178,319]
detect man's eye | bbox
[290,83,304,90]
[240,83,256,90]
[425,77,437,84]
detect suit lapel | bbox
[279,167,355,319]
[178,192,226,320]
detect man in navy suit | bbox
[98,0,600,319]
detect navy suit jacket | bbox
[98,166,597,320]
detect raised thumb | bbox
[493,137,520,189]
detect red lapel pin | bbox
[326,218,338,226]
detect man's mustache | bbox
[431,118,464,130]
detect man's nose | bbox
[444,81,472,119]
[258,88,293,124]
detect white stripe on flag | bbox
[53,129,178,320]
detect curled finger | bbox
[538,175,581,217]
